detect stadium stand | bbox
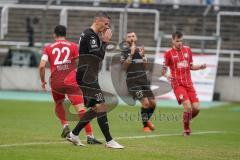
[1,3,240,50]
[0,5,157,47]
[5,8,60,42]
[0,0,18,4]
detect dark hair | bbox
[172,31,183,39]
[126,31,135,34]
[94,11,111,20]
[54,25,66,37]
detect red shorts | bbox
[173,85,199,104]
[51,70,84,105]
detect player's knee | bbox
[193,106,200,114]
[182,100,192,112]
[74,103,85,111]
[95,103,107,113]
[142,100,150,108]
[195,106,200,112]
[196,108,200,114]
[192,106,200,119]
[149,100,156,108]
[192,102,200,111]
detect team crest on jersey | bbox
[184,52,188,58]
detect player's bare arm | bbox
[139,45,148,69]
[121,42,136,70]
[121,56,132,70]
[161,65,167,76]
[39,59,47,92]
[190,64,207,70]
[161,66,174,81]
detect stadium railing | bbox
[0,4,159,46]
[17,0,240,7]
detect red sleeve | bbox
[72,43,79,59]
[164,51,170,67]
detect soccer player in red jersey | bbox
[162,31,207,136]
[39,25,101,144]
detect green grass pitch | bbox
[0,100,240,160]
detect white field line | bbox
[115,131,225,140]
[0,131,225,148]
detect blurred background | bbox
[0,0,239,103]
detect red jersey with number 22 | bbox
[43,40,78,81]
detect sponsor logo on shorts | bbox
[179,94,184,100]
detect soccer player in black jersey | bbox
[120,32,156,133]
[67,11,124,149]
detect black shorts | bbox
[76,79,105,108]
[126,78,154,100]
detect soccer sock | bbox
[183,111,192,131]
[55,103,68,127]
[147,107,156,120]
[97,112,113,142]
[192,109,200,119]
[63,124,69,129]
[141,108,149,127]
[72,108,97,136]
[78,109,93,136]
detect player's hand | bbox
[102,29,112,43]
[161,66,167,76]
[41,82,47,92]
[200,64,207,70]
[130,42,136,56]
[139,46,145,57]
[166,75,174,81]
[167,75,174,81]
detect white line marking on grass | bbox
[115,131,226,140]
[0,141,67,148]
[0,131,225,148]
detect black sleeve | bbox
[86,34,106,58]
